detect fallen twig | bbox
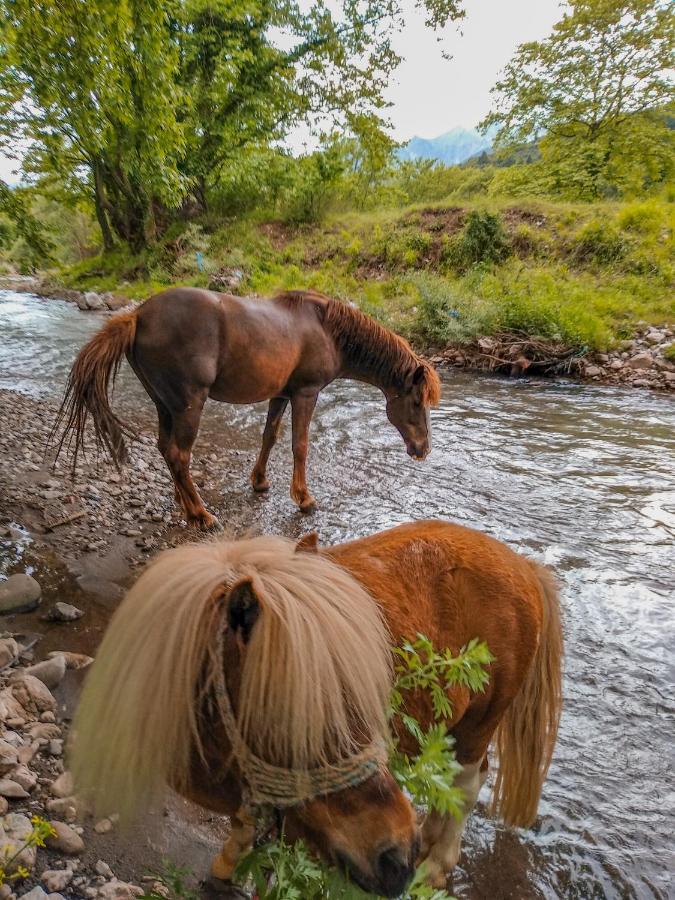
[44,509,87,531]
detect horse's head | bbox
[217,540,419,897]
[282,770,419,897]
[385,363,440,461]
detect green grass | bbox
[49,197,674,352]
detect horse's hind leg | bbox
[162,392,221,531]
[420,759,485,888]
[290,390,318,512]
[251,397,288,492]
[154,401,181,506]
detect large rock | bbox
[0,739,19,774]
[0,574,41,614]
[84,292,106,310]
[46,821,85,856]
[7,764,37,792]
[626,352,654,370]
[23,655,67,690]
[18,888,49,900]
[105,294,131,311]
[10,675,57,718]
[49,771,74,798]
[0,777,29,798]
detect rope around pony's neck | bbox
[212,638,388,811]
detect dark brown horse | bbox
[53,288,441,528]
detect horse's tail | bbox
[490,562,563,827]
[70,540,228,822]
[49,310,138,469]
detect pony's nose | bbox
[407,440,428,460]
[375,844,415,897]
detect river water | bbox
[1,290,674,899]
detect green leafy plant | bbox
[140,860,199,900]
[235,838,452,900]
[0,816,56,887]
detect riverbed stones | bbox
[0,573,42,614]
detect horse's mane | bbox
[276,290,441,405]
[71,534,392,820]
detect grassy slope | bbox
[53,197,674,352]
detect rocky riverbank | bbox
[0,390,231,899]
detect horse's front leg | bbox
[419,759,485,888]
[251,397,289,492]
[290,390,318,512]
[210,808,256,884]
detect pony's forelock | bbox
[70,535,392,821]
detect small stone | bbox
[42,602,84,622]
[45,796,78,822]
[95,881,143,899]
[608,359,624,370]
[0,738,19,774]
[48,739,63,757]
[50,771,74,798]
[17,741,39,765]
[8,764,37,792]
[0,796,8,815]
[633,379,650,387]
[47,651,93,670]
[23,656,67,690]
[584,365,603,377]
[0,638,19,669]
[0,777,29,798]
[40,710,57,723]
[664,372,675,384]
[645,330,665,344]
[95,860,113,878]
[40,869,73,893]
[45,821,85,855]
[0,574,41,615]
[17,887,49,900]
[94,817,114,834]
[27,723,61,742]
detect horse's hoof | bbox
[191,514,223,532]
[298,497,317,514]
[251,477,270,493]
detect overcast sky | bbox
[0,0,563,184]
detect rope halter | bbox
[212,638,388,812]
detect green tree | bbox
[0,0,465,250]
[482,0,675,198]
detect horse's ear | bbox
[295,532,319,553]
[225,578,261,644]
[412,364,426,386]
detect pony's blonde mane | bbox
[71,535,392,821]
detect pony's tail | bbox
[490,563,563,827]
[49,311,138,469]
[69,541,230,823]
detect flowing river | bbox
[0,289,674,899]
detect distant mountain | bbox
[398,126,493,166]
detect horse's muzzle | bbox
[407,441,430,461]
[337,846,415,898]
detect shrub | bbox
[411,272,498,344]
[572,220,627,265]
[461,211,511,266]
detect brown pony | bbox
[71,520,562,893]
[52,288,441,528]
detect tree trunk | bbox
[92,162,116,252]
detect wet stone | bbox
[0,574,42,614]
[42,602,84,622]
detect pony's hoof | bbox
[298,496,317,514]
[251,476,270,493]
